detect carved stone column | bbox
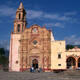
[76,58,78,69]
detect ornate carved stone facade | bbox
[19,25,51,70]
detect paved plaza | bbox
[0,70,80,80]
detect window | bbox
[23,13,25,19]
[33,40,38,45]
[17,24,20,32]
[19,13,21,20]
[58,54,61,59]
[58,64,61,66]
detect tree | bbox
[66,45,74,50]
[0,48,8,68]
[0,48,5,57]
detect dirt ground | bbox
[0,70,80,80]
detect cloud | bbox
[64,12,77,16]
[27,10,43,19]
[27,10,77,24]
[0,5,78,27]
[27,10,71,21]
[44,22,64,28]
[64,35,80,45]
[0,40,9,50]
[0,5,16,23]
[0,5,16,18]
[44,14,71,21]
[44,14,59,19]
[58,16,71,21]
[54,22,64,28]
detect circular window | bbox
[33,40,38,45]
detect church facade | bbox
[9,2,80,72]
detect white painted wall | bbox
[9,33,21,71]
[51,41,66,70]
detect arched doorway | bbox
[66,57,76,69]
[78,58,80,67]
[32,59,38,69]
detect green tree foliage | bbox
[0,48,8,67]
[66,44,74,50]
[0,48,5,57]
[0,56,8,65]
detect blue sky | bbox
[0,0,80,49]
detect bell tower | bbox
[14,2,27,33]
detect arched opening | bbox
[23,13,25,20]
[19,13,21,20]
[66,57,76,69]
[78,58,80,67]
[17,24,20,32]
[32,59,38,69]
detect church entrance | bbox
[32,59,38,69]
